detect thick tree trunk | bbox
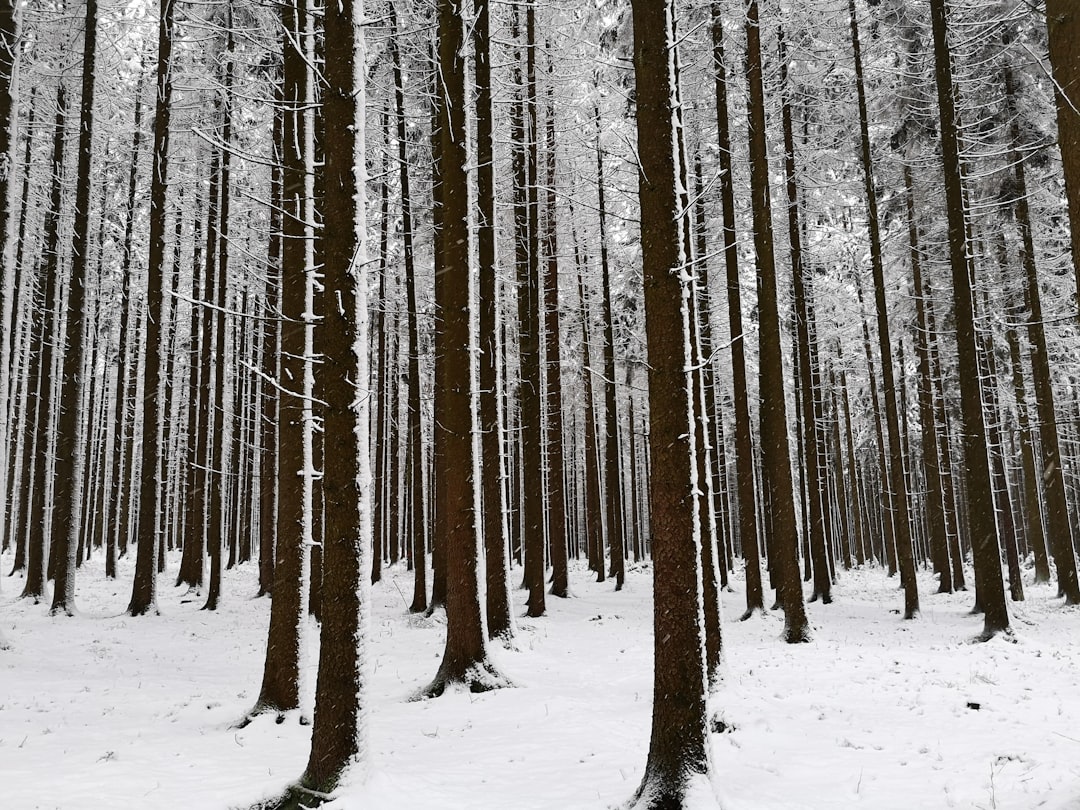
[251,0,311,719]
[419,0,511,697]
[745,0,809,643]
[1045,1,1080,306]
[203,21,236,613]
[128,0,174,616]
[520,1,546,617]
[297,0,370,794]
[629,0,716,803]
[928,0,1009,636]
[473,0,513,633]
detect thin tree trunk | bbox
[712,3,763,617]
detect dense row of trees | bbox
[2,0,1080,804]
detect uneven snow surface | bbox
[2,550,1079,809]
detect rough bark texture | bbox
[543,79,569,600]
[128,0,174,617]
[928,0,1010,636]
[474,0,513,634]
[745,0,809,643]
[629,0,715,804]
[712,4,763,617]
[1046,0,1080,306]
[419,0,511,697]
[22,86,66,603]
[298,0,369,795]
[251,0,309,718]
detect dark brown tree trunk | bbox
[22,86,67,602]
[929,0,1010,636]
[1001,60,1071,594]
[50,0,101,616]
[629,0,715,802]
[520,1,545,617]
[1045,1,1080,305]
[128,0,174,616]
[543,76,569,600]
[419,0,511,697]
[850,0,918,616]
[745,0,809,643]
[474,0,513,633]
[596,104,624,591]
[297,0,370,794]
[251,0,310,720]
[712,3,763,617]
[179,161,212,592]
[372,114,390,586]
[203,19,236,613]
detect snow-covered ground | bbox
[2,549,1078,809]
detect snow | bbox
[2,550,1079,809]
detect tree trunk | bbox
[1045,0,1080,306]
[596,104,624,591]
[712,3,763,617]
[904,163,952,593]
[128,0,174,616]
[629,0,716,802]
[251,0,311,719]
[745,0,809,643]
[203,20,236,613]
[387,2,427,615]
[297,0,370,794]
[543,75,569,600]
[418,0,511,697]
[21,86,67,602]
[520,0,546,617]
[928,0,1010,636]
[779,26,830,605]
[473,0,514,633]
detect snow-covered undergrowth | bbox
[2,550,1078,809]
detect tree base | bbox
[252,781,336,810]
[413,660,514,700]
[738,606,765,622]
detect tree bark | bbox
[928,0,1010,636]
[629,0,716,803]
[744,0,809,643]
[712,3,763,617]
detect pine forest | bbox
[1,0,1079,807]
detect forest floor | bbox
[1,549,1079,810]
